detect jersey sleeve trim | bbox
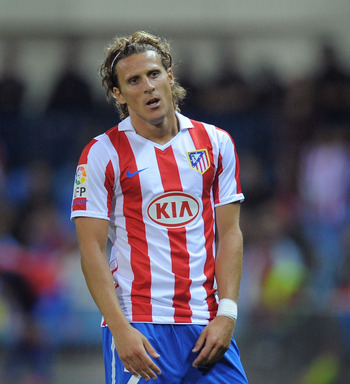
[214,193,245,208]
[70,210,110,221]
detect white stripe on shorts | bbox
[111,337,116,384]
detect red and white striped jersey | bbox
[71,112,244,324]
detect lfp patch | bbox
[73,164,88,210]
[187,149,210,174]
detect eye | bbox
[129,77,139,85]
[150,70,159,78]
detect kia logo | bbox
[147,192,200,228]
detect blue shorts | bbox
[102,323,248,384]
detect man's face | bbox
[113,50,174,126]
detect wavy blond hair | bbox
[100,31,186,120]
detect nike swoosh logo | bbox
[126,167,148,178]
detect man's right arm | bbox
[74,217,161,380]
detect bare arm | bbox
[74,217,161,380]
[215,202,243,303]
[192,202,243,367]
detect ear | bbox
[167,69,174,86]
[113,87,126,104]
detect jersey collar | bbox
[118,111,194,132]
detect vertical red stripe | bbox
[78,139,97,164]
[234,148,242,194]
[104,160,115,217]
[189,121,218,319]
[213,153,223,205]
[108,128,152,322]
[155,146,192,323]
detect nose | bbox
[143,77,155,93]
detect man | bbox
[71,31,248,384]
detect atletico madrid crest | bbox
[187,149,210,174]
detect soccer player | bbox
[71,31,248,384]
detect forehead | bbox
[116,51,164,79]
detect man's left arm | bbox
[192,202,243,367]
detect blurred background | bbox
[1,1,350,383]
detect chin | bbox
[151,119,166,127]
[149,114,166,126]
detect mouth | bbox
[146,98,160,108]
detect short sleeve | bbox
[71,137,115,221]
[214,130,244,207]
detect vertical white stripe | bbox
[111,336,116,384]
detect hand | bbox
[113,325,161,381]
[192,316,235,367]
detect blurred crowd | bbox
[0,39,350,383]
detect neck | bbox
[130,113,179,144]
